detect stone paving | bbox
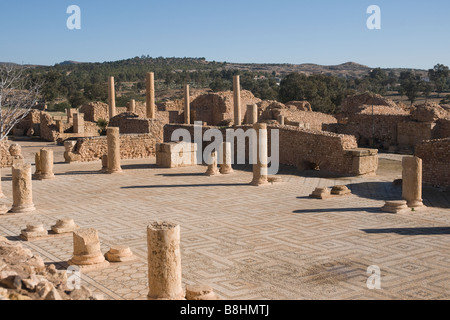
[0,140,449,300]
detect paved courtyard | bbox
[1,140,449,300]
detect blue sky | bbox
[1,0,449,69]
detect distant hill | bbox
[57,61,85,66]
[224,61,428,78]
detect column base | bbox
[68,260,110,272]
[38,173,55,180]
[147,291,185,301]
[219,166,234,174]
[250,178,269,186]
[107,168,123,174]
[407,200,424,208]
[10,204,36,213]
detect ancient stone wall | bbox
[40,112,100,142]
[163,124,378,176]
[415,138,450,187]
[69,133,162,162]
[13,110,41,136]
[433,119,450,139]
[397,122,435,150]
[190,90,261,126]
[324,114,411,147]
[109,113,165,135]
[0,140,13,168]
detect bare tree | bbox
[0,64,42,141]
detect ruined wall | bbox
[163,124,378,176]
[79,101,178,124]
[415,138,450,187]
[69,133,162,162]
[397,122,435,149]
[190,90,261,126]
[325,114,411,147]
[13,110,41,136]
[433,119,450,139]
[109,114,165,136]
[0,140,13,168]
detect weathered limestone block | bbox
[9,144,24,164]
[205,152,220,176]
[331,185,351,196]
[51,219,79,234]
[106,127,122,174]
[219,142,233,174]
[309,187,332,199]
[186,285,220,300]
[20,224,48,240]
[250,123,269,186]
[104,245,136,262]
[156,142,197,168]
[277,114,285,125]
[64,141,81,163]
[38,148,55,180]
[11,163,35,213]
[345,148,379,176]
[73,113,85,134]
[147,222,184,300]
[381,200,409,213]
[68,228,109,271]
[402,156,424,208]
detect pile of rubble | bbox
[0,236,99,300]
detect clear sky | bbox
[1,0,449,69]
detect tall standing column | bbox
[247,104,258,124]
[107,127,122,174]
[220,142,234,174]
[233,75,242,126]
[108,77,116,120]
[250,123,269,186]
[11,163,36,213]
[402,156,424,208]
[147,222,184,300]
[184,84,190,124]
[146,72,156,119]
[73,113,85,134]
[39,148,55,180]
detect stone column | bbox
[184,84,190,124]
[11,163,36,213]
[402,156,424,208]
[146,72,156,119]
[68,228,109,271]
[277,115,285,125]
[147,222,184,300]
[39,148,55,180]
[127,99,136,113]
[246,104,258,124]
[32,152,41,180]
[233,75,242,126]
[219,142,233,174]
[250,123,269,186]
[106,127,122,174]
[73,113,85,134]
[108,76,116,120]
[205,151,220,176]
